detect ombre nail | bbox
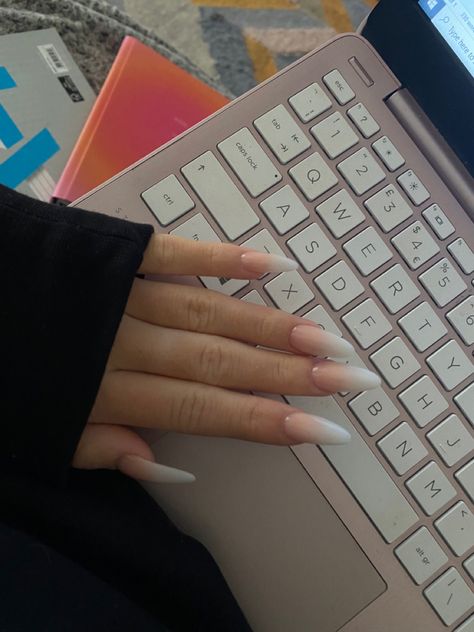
[284,412,351,445]
[118,455,196,484]
[241,251,298,274]
[290,324,354,358]
[311,362,381,392]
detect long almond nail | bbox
[241,251,298,274]
[117,455,196,484]
[290,324,354,358]
[311,361,381,392]
[284,412,351,445]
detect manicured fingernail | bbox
[118,455,196,484]
[284,412,351,445]
[290,324,354,358]
[311,361,381,392]
[240,251,298,274]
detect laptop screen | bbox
[419,0,474,78]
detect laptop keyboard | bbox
[140,64,474,627]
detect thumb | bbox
[72,424,195,484]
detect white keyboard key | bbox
[397,170,430,206]
[286,223,336,273]
[372,135,405,172]
[342,298,392,349]
[323,69,355,105]
[424,568,474,626]
[303,304,343,336]
[378,422,428,475]
[241,290,267,306]
[364,185,413,233]
[398,376,449,428]
[264,270,313,313]
[435,501,474,556]
[398,302,448,352]
[288,82,331,123]
[391,221,440,270]
[422,203,455,240]
[456,614,474,632]
[314,260,364,310]
[259,185,309,234]
[447,297,474,346]
[289,152,338,201]
[348,387,399,435]
[455,383,474,427]
[456,460,474,501]
[141,174,195,226]
[448,238,474,274]
[464,555,474,581]
[337,148,385,196]
[254,104,311,164]
[427,415,474,467]
[181,152,259,240]
[395,527,448,585]
[370,264,420,314]
[406,461,457,515]
[217,127,282,197]
[310,112,358,159]
[370,337,421,388]
[347,103,380,138]
[315,189,365,238]
[343,226,393,276]
[427,340,473,391]
[286,394,418,542]
[419,258,467,307]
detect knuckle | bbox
[155,234,177,266]
[197,341,228,384]
[270,353,293,385]
[185,291,217,332]
[174,389,208,433]
[239,397,265,439]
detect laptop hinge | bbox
[386,88,474,218]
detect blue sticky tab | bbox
[0,128,60,189]
[0,104,23,148]
[0,67,16,90]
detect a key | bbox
[337,148,385,196]
[419,258,467,307]
[181,152,260,240]
[370,264,420,314]
[217,127,282,197]
[343,226,393,276]
[377,422,428,475]
[397,170,430,206]
[398,302,448,352]
[447,297,474,346]
[286,223,336,273]
[259,185,309,235]
[448,238,474,274]
[427,415,474,467]
[264,270,313,313]
[454,383,474,427]
[314,260,364,310]
[347,103,380,138]
[286,394,418,543]
[310,111,358,159]
[364,185,413,233]
[289,152,338,201]
[422,203,455,240]
[455,614,474,632]
[455,460,474,502]
[372,136,405,172]
[241,290,267,306]
[370,337,421,388]
[398,375,448,428]
[391,221,440,270]
[424,568,474,626]
[254,104,311,164]
[435,502,474,556]
[342,298,392,349]
[427,340,473,391]
[315,189,365,238]
[288,82,332,123]
[348,387,399,436]
[141,174,195,226]
[406,461,457,516]
[322,69,355,105]
[464,556,474,581]
[395,526,448,585]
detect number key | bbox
[337,148,385,195]
[391,221,440,270]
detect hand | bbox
[73,234,380,483]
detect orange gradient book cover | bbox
[54,36,229,202]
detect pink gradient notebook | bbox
[53,36,229,202]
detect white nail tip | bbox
[118,455,196,484]
[266,254,299,272]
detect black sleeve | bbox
[0,184,153,486]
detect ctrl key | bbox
[424,568,474,626]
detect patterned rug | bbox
[112,0,377,96]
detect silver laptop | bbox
[71,0,474,629]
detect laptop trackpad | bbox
[149,435,386,632]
